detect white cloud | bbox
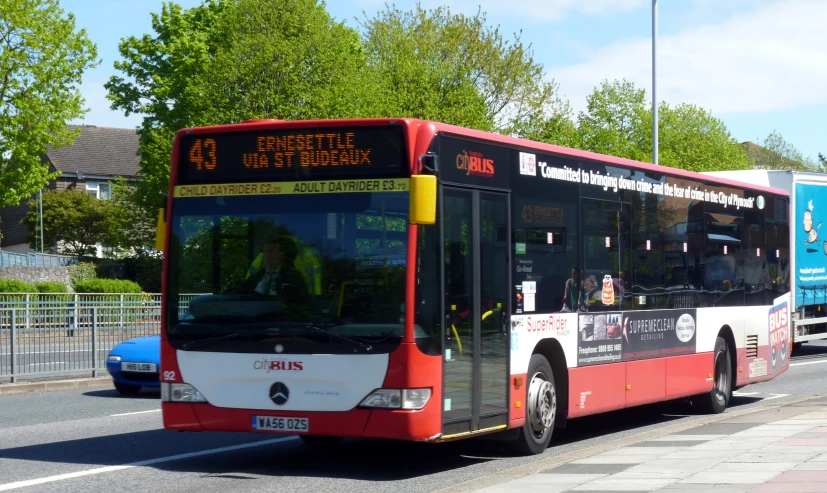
[352,0,647,21]
[551,0,827,115]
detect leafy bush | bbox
[35,281,69,293]
[74,278,142,294]
[94,256,162,293]
[68,262,97,286]
[0,279,37,293]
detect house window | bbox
[86,182,111,200]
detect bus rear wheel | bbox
[511,354,556,455]
[695,336,731,414]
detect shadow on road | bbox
[83,388,161,400]
[792,341,827,361]
[0,395,741,483]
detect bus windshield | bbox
[166,190,409,354]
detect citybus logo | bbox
[456,150,494,177]
[253,359,304,372]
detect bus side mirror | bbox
[155,195,168,251]
[409,175,436,225]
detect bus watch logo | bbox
[269,382,290,405]
[769,298,789,373]
[456,150,494,177]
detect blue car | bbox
[106,335,161,394]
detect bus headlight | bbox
[359,388,431,410]
[161,383,207,403]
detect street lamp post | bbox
[652,0,658,165]
[39,189,43,253]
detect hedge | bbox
[74,278,143,294]
[35,281,69,293]
[0,279,37,293]
[68,262,98,286]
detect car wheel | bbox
[509,354,556,455]
[114,382,142,395]
[695,336,731,414]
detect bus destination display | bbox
[176,125,408,184]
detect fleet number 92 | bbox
[382,180,405,191]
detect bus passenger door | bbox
[440,186,510,436]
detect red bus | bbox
[156,118,791,454]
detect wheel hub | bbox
[527,371,555,438]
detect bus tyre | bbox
[697,337,731,414]
[512,354,556,455]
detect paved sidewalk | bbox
[476,397,827,492]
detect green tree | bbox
[576,79,649,162]
[106,0,372,219]
[575,79,751,172]
[105,0,229,216]
[108,176,158,257]
[748,131,822,171]
[655,103,751,172]
[359,4,568,135]
[205,0,372,123]
[0,0,98,214]
[21,188,125,258]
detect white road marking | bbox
[790,359,827,367]
[0,436,298,491]
[733,391,790,401]
[110,409,161,417]
[761,393,790,401]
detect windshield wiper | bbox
[178,322,373,352]
[271,322,373,353]
[180,330,264,350]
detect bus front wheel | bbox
[695,336,732,414]
[511,354,556,455]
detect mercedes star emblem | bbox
[269,382,289,405]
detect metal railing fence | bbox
[0,293,208,383]
[0,250,79,267]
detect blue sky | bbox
[61,0,825,162]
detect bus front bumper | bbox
[162,401,442,442]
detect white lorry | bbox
[705,169,827,351]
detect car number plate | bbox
[121,362,156,372]
[252,416,309,432]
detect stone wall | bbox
[0,267,74,291]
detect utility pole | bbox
[39,189,43,253]
[652,0,658,165]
